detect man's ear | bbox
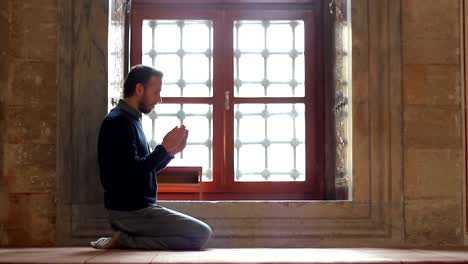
[135,83,144,96]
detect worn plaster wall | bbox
[0,0,465,246]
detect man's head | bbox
[123,65,164,114]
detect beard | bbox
[138,100,154,114]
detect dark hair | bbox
[123,65,164,98]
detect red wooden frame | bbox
[131,0,326,200]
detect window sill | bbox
[157,166,323,200]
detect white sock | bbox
[90,231,122,249]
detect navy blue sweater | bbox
[97,100,174,211]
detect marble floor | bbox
[1,247,468,264]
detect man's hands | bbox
[161,125,189,156]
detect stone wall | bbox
[402,0,464,244]
[0,0,465,246]
[0,0,9,246]
[0,0,59,246]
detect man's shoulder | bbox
[103,107,133,124]
[100,108,137,134]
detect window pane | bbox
[295,22,304,52]
[237,84,265,97]
[234,20,305,98]
[267,55,292,82]
[235,21,264,52]
[236,145,265,178]
[142,103,214,182]
[142,20,213,97]
[238,54,264,82]
[183,54,209,82]
[234,103,305,182]
[267,115,294,141]
[238,115,265,142]
[267,84,293,97]
[182,84,210,97]
[295,55,305,83]
[160,84,181,97]
[154,55,180,83]
[183,21,210,52]
[268,144,294,172]
[154,22,180,52]
[267,22,293,51]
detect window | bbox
[130,0,330,200]
[141,19,215,182]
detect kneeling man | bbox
[91,65,212,250]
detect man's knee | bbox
[200,221,213,238]
[192,221,212,250]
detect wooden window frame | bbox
[130,0,328,200]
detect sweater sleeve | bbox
[152,144,175,174]
[109,116,174,175]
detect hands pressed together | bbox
[161,125,189,156]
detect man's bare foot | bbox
[90,231,123,249]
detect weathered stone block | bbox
[11,0,58,24]
[4,193,55,246]
[403,0,459,40]
[404,198,462,245]
[6,105,56,144]
[3,143,56,193]
[404,106,462,149]
[402,0,460,65]
[404,64,460,106]
[0,189,8,223]
[4,143,55,168]
[10,0,58,60]
[403,39,460,65]
[404,148,462,199]
[9,61,57,106]
[0,1,10,102]
[5,164,56,194]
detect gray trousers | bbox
[107,203,213,250]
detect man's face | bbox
[137,76,162,114]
